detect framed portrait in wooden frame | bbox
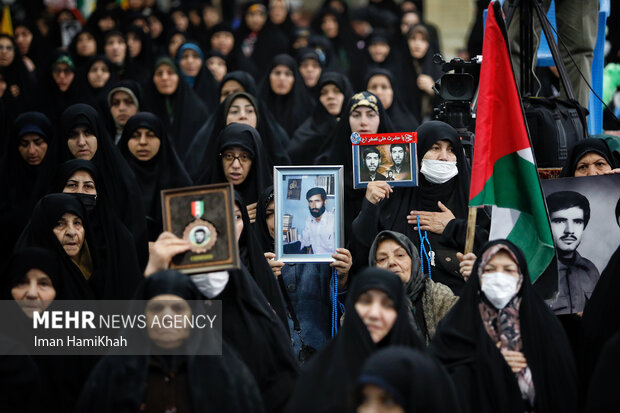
[161,183,240,273]
[274,165,344,263]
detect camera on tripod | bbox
[432,53,481,160]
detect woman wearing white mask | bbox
[352,121,489,295]
[430,239,578,413]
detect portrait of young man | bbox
[298,187,335,254]
[387,143,411,180]
[360,145,386,182]
[547,190,600,314]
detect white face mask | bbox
[480,272,519,309]
[420,159,458,184]
[190,271,230,298]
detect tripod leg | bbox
[505,0,552,94]
[554,0,598,108]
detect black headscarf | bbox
[0,112,58,267]
[125,25,152,80]
[196,123,273,206]
[0,33,37,116]
[60,103,148,270]
[53,159,143,299]
[142,57,209,160]
[354,346,461,413]
[14,193,96,300]
[77,270,265,413]
[365,68,420,132]
[254,185,276,253]
[102,30,139,82]
[351,121,483,294]
[235,1,289,76]
[315,91,395,239]
[176,41,219,113]
[2,246,60,300]
[206,23,257,76]
[13,19,50,72]
[258,54,315,136]
[185,91,290,181]
[352,30,406,91]
[285,267,424,413]
[74,55,114,111]
[119,112,192,240]
[0,246,88,413]
[67,27,99,70]
[296,48,324,99]
[289,71,353,165]
[37,50,80,124]
[234,191,288,330]
[560,138,618,177]
[430,239,578,413]
[213,70,291,155]
[310,7,359,75]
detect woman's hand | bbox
[417,74,435,95]
[264,252,285,278]
[247,202,257,224]
[365,181,393,205]
[407,201,455,234]
[500,347,528,373]
[603,168,620,175]
[145,232,191,277]
[456,252,477,281]
[330,248,352,289]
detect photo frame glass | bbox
[161,183,240,274]
[351,132,418,189]
[274,166,344,262]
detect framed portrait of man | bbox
[351,132,418,188]
[161,183,240,273]
[541,174,620,315]
[274,166,344,262]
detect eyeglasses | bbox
[0,45,14,51]
[220,152,252,164]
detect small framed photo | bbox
[274,166,344,262]
[161,183,240,274]
[351,132,419,189]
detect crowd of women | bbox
[1,0,620,412]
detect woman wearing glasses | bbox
[197,123,273,223]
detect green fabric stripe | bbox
[470,152,537,209]
[506,213,555,282]
[470,152,554,279]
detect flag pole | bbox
[464,207,477,254]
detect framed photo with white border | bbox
[351,132,419,189]
[274,165,344,263]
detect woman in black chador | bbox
[77,270,265,413]
[285,268,424,413]
[431,239,578,413]
[119,112,191,240]
[60,103,148,270]
[351,121,489,295]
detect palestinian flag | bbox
[469,1,554,281]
